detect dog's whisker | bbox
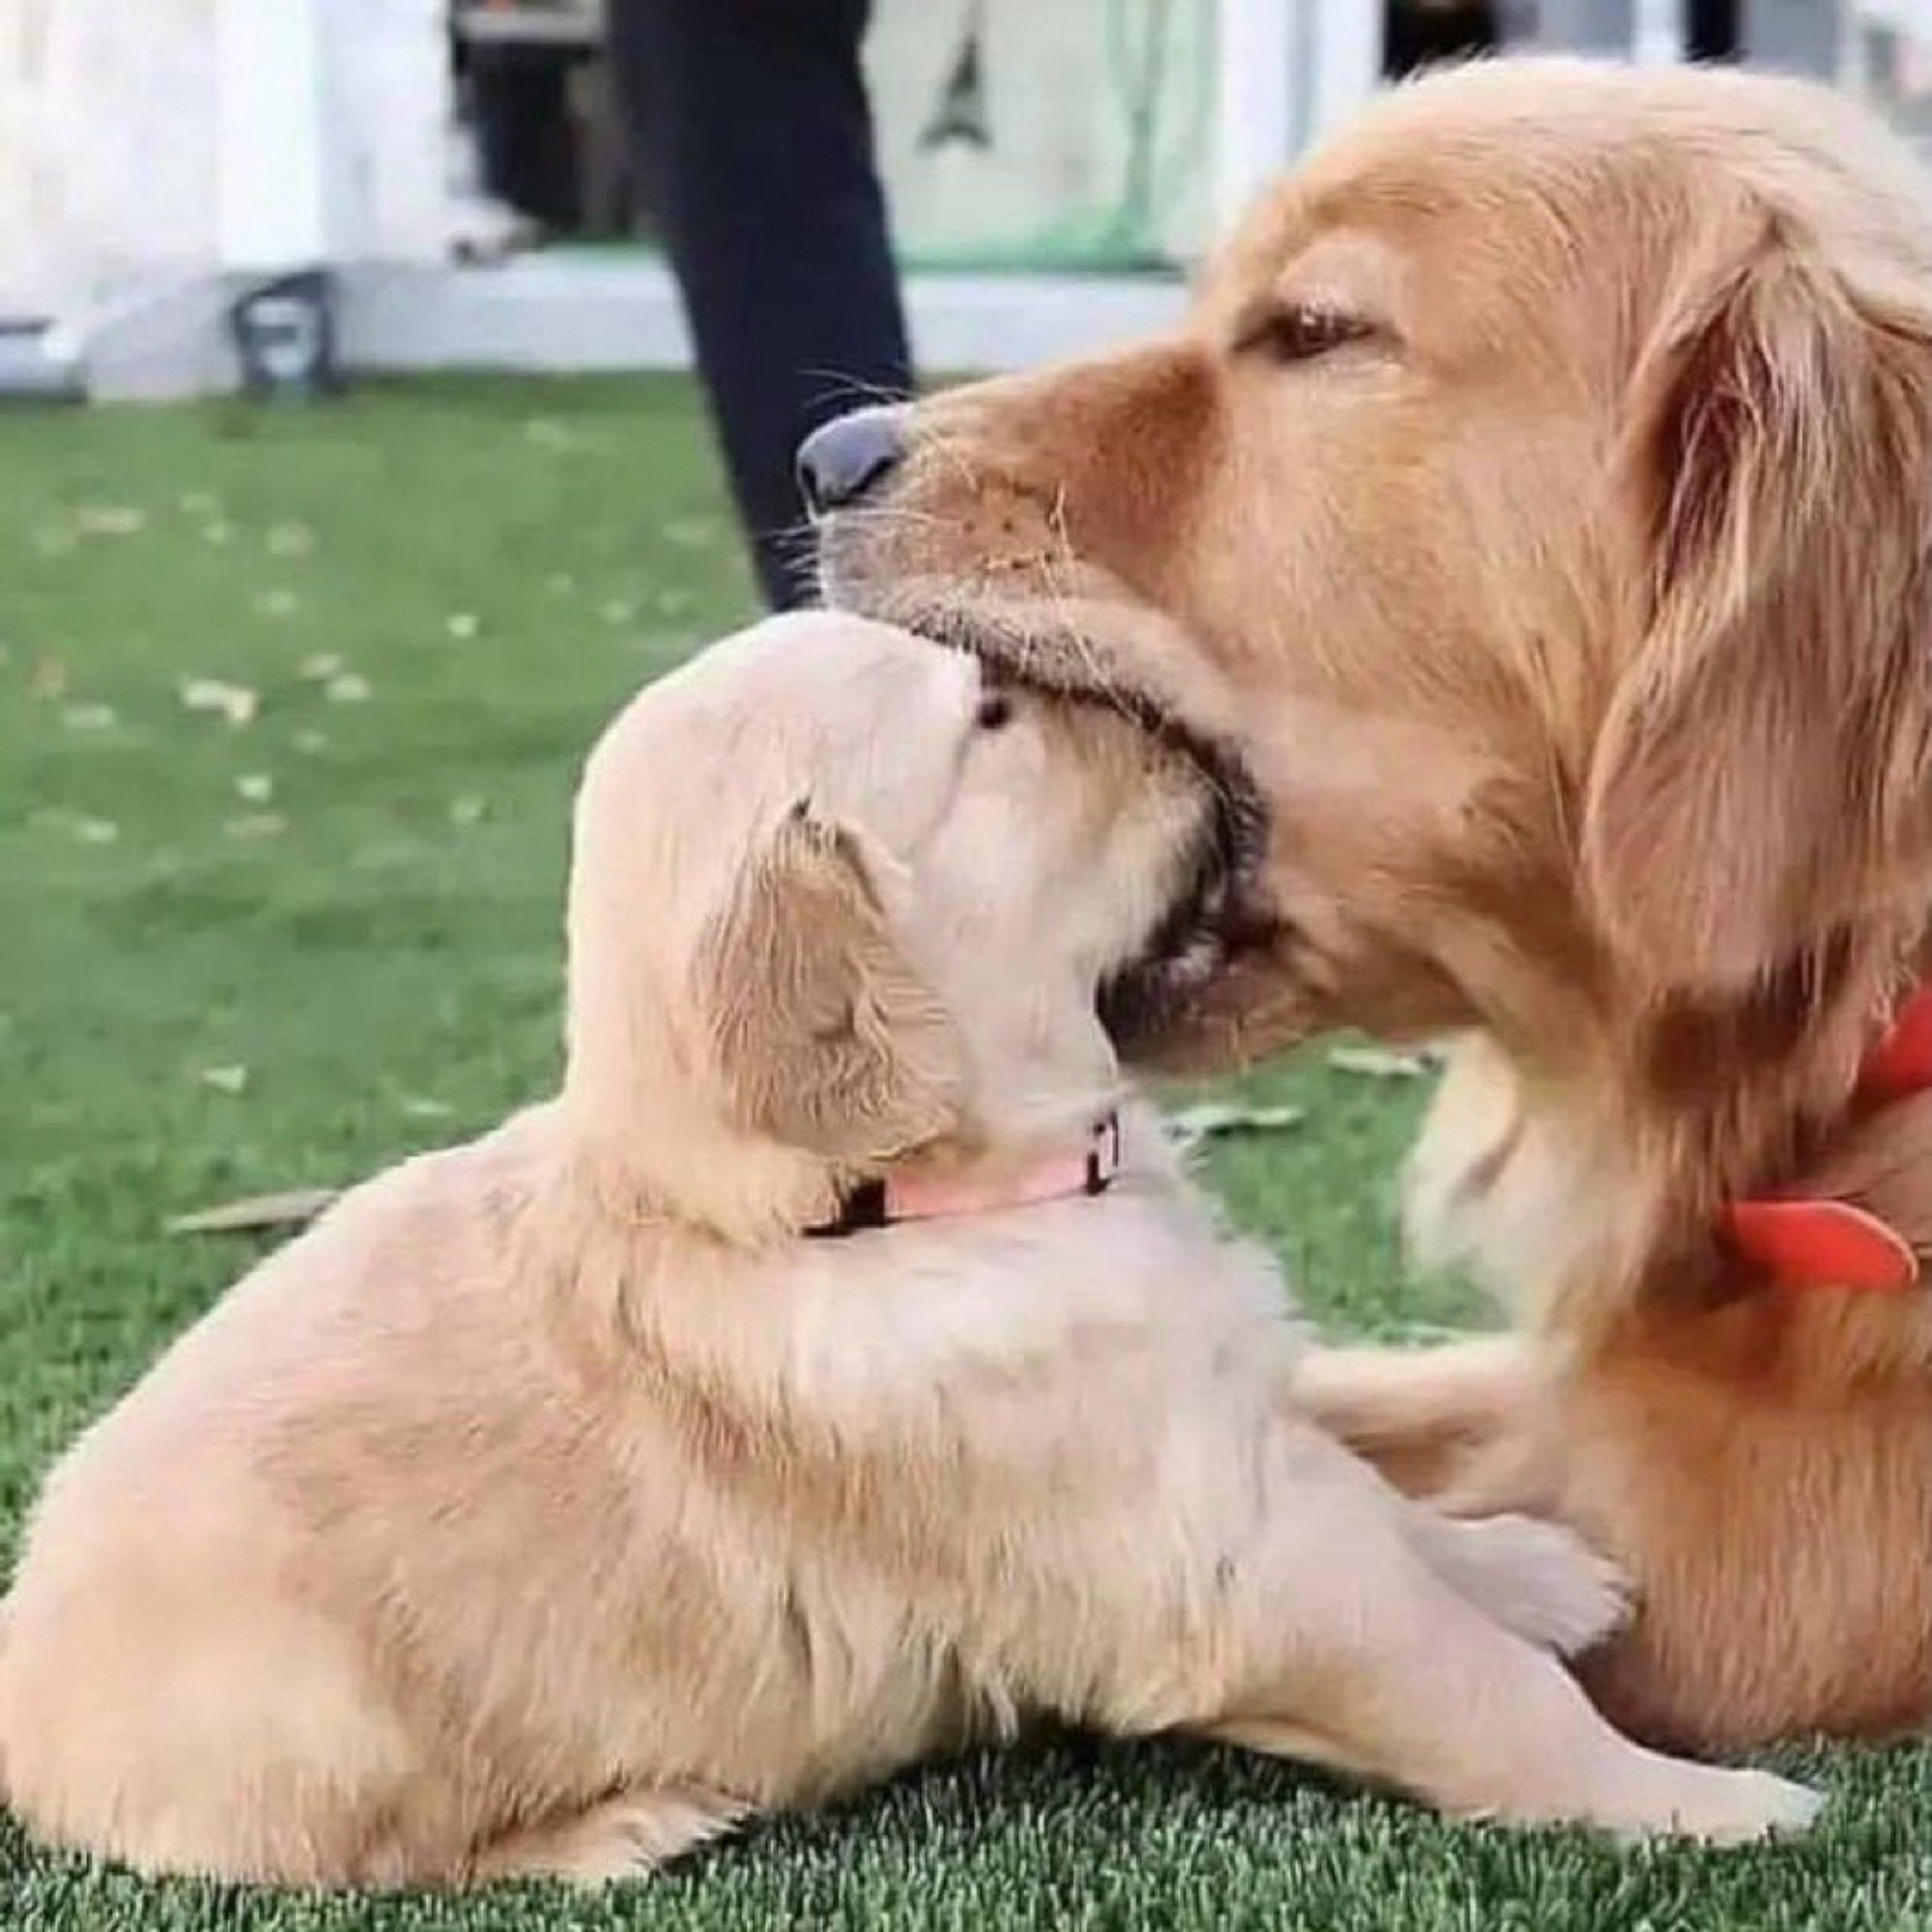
[923,432,987,500]
[800,369,913,413]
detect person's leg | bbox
[1684,0,1742,61]
[1382,0,1499,80]
[469,44,582,233]
[608,0,911,609]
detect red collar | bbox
[807,1114,1122,1239]
[1721,984,1932,1293]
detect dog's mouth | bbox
[1097,782,1279,1061]
[892,597,1280,1060]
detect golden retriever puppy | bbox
[0,613,1815,1888]
[805,60,1932,1751]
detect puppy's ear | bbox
[1583,218,1932,991]
[696,802,964,1161]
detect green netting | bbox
[868,0,1215,275]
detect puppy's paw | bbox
[1423,1512,1630,1658]
[1597,1761,1824,1846]
[472,1786,745,1888]
[1690,1766,1826,1845]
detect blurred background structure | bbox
[0,0,1926,403]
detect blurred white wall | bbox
[0,0,455,320]
[3,0,1917,392]
[0,0,218,314]
[321,0,460,268]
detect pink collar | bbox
[808,1113,1122,1238]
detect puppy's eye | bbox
[975,693,1014,732]
[1246,304,1373,364]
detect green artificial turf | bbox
[2,376,1928,1930]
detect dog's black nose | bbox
[796,405,906,517]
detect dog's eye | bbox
[1246,304,1373,364]
[976,693,1014,732]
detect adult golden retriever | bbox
[810,57,1932,1752]
[3,614,1809,1886]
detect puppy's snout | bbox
[797,406,908,518]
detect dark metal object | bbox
[0,320,82,403]
[228,270,340,400]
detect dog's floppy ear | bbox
[1583,217,1932,992]
[696,800,964,1161]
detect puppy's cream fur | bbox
[0,614,1814,1886]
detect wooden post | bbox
[215,0,335,273]
[1213,0,1298,228]
[1304,0,1383,142]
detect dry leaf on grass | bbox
[73,504,146,537]
[196,1064,249,1094]
[1326,1046,1435,1081]
[31,809,118,844]
[1165,1102,1305,1152]
[180,678,258,726]
[167,1186,339,1236]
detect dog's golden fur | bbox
[818,59,1932,1751]
[0,613,1814,1886]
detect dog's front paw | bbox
[1425,1512,1631,1658]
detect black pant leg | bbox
[608,0,912,609]
[1685,0,1742,61]
[469,45,582,232]
[1382,1,1499,78]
